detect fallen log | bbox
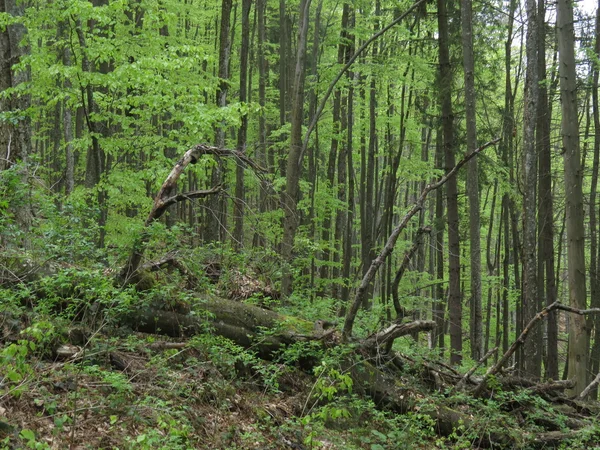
[349,359,516,447]
[121,295,321,361]
[117,297,521,446]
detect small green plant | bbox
[0,339,35,397]
[18,429,50,450]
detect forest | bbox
[3,0,600,447]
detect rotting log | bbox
[121,295,317,360]
[348,359,517,447]
[116,294,600,447]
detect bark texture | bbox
[557,0,589,396]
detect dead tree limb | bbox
[342,138,501,341]
[452,346,498,393]
[391,226,431,318]
[298,0,428,166]
[139,253,199,288]
[362,320,435,351]
[118,144,266,285]
[579,371,600,399]
[474,301,600,396]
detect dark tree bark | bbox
[233,0,252,251]
[253,0,271,247]
[437,0,462,366]
[340,11,356,310]
[432,133,445,354]
[536,0,558,380]
[206,0,233,243]
[0,0,30,167]
[590,0,600,400]
[320,1,347,284]
[0,0,32,240]
[360,0,381,309]
[63,41,74,196]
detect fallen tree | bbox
[108,138,600,447]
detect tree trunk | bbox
[590,0,600,400]
[437,0,461,366]
[521,0,541,379]
[557,0,589,397]
[206,0,233,243]
[280,0,311,296]
[461,0,482,361]
[536,0,558,380]
[233,0,252,251]
[0,0,32,239]
[340,8,356,309]
[433,133,445,354]
[320,2,346,284]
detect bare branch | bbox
[119,144,264,285]
[362,320,435,350]
[474,301,600,396]
[452,347,498,393]
[580,371,600,399]
[298,0,428,166]
[342,138,500,341]
[392,226,431,318]
[154,186,223,222]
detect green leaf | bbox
[7,370,22,382]
[20,428,35,441]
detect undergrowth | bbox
[2,265,600,449]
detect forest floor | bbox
[3,266,600,449]
[0,327,425,450]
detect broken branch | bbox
[452,347,498,393]
[474,301,600,396]
[362,320,435,351]
[342,137,501,341]
[118,144,265,285]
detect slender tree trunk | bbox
[0,0,32,241]
[360,0,381,309]
[461,0,482,361]
[280,0,311,296]
[62,35,74,196]
[432,131,445,355]
[437,0,461,365]
[557,0,589,396]
[521,0,541,379]
[206,0,233,243]
[0,0,30,168]
[536,0,558,380]
[254,0,269,247]
[340,12,356,310]
[321,3,348,283]
[590,0,600,400]
[233,0,252,251]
